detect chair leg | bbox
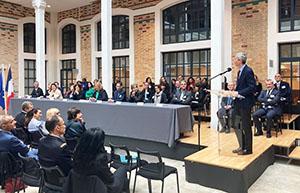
[176,171,180,193]
[128,171,132,182]
[160,180,164,193]
[148,179,152,193]
[132,173,137,193]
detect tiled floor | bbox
[1,159,299,193]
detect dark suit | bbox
[38,135,72,175]
[15,111,26,129]
[113,90,127,102]
[31,87,44,98]
[0,129,29,157]
[93,89,108,101]
[217,97,234,131]
[233,64,256,152]
[138,89,154,103]
[128,91,140,103]
[14,111,30,144]
[171,90,192,105]
[253,89,281,134]
[64,120,86,139]
[275,81,291,107]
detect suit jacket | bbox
[93,89,108,101]
[64,120,86,139]
[128,91,140,103]
[0,129,29,157]
[257,89,281,111]
[171,90,192,105]
[138,89,154,103]
[15,111,26,129]
[275,81,291,102]
[235,65,256,108]
[221,96,234,109]
[113,90,127,102]
[38,135,72,175]
[31,87,44,98]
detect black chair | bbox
[63,169,107,193]
[41,166,66,193]
[0,152,24,193]
[29,130,44,148]
[132,148,180,193]
[65,137,79,152]
[18,153,42,192]
[109,143,137,182]
[11,127,30,145]
[261,114,283,137]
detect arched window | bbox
[163,0,210,44]
[24,23,36,53]
[112,15,129,49]
[62,24,76,54]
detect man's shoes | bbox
[266,133,272,138]
[254,131,263,136]
[232,147,242,153]
[237,149,253,155]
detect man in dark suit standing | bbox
[232,52,256,155]
[253,79,281,138]
[31,81,44,98]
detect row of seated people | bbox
[0,107,129,193]
[30,77,210,107]
[217,73,291,138]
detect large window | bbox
[62,24,76,54]
[163,49,211,83]
[113,56,129,95]
[279,43,300,103]
[279,0,300,32]
[60,59,76,93]
[24,60,36,95]
[24,23,36,53]
[163,0,210,44]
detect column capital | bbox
[32,0,46,10]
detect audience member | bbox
[48,83,63,99]
[159,76,171,96]
[64,107,86,140]
[25,108,49,136]
[31,81,44,98]
[45,83,52,97]
[73,127,129,193]
[253,79,281,138]
[0,115,38,159]
[160,83,171,102]
[187,77,195,91]
[217,82,235,133]
[38,115,72,175]
[70,84,84,100]
[171,80,192,105]
[274,73,292,105]
[177,75,184,82]
[152,85,168,104]
[15,101,33,129]
[138,82,154,103]
[191,84,206,110]
[46,108,61,120]
[91,82,108,101]
[85,82,95,99]
[112,82,126,102]
[254,75,262,99]
[128,84,140,103]
[113,77,121,93]
[65,83,75,98]
[171,78,177,94]
[173,80,181,96]
[145,77,155,94]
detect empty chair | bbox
[63,169,107,193]
[41,165,66,193]
[109,143,137,182]
[132,148,180,193]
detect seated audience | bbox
[217,82,235,133]
[171,80,192,105]
[0,115,38,159]
[177,75,184,82]
[85,82,95,99]
[152,85,168,104]
[70,84,84,100]
[46,108,61,120]
[170,78,177,94]
[274,73,292,106]
[31,81,44,98]
[112,82,126,102]
[65,83,75,98]
[45,83,52,97]
[38,115,72,175]
[48,83,63,99]
[90,82,108,101]
[73,127,129,193]
[187,77,195,91]
[64,107,86,140]
[145,77,155,95]
[25,108,49,136]
[173,80,181,96]
[138,82,154,103]
[253,79,281,138]
[128,84,140,103]
[159,76,171,96]
[254,75,262,99]
[191,84,206,111]
[160,83,171,102]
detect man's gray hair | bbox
[21,101,33,111]
[235,52,247,64]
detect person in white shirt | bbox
[48,83,63,99]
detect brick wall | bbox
[0,22,18,93]
[58,0,162,23]
[80,25,92,81]
[134,13,155,85]
[232,0,268,83]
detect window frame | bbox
[62,24,76,54]
[279,0,300,32]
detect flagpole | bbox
[1,64,6,114]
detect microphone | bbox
[226,67,232,72]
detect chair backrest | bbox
[136,148,165,177]
[0,152,22,185]
[109,143,132,166]
[65,137,79,152]
[18,153,41,186]
[29,130,44,144]
[63,169,107,193]
[41,165,66,191]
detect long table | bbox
[9,98,194,147]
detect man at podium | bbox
[232,52,256,155]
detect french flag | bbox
[5,66,14,110]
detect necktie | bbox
[237,70,241,79]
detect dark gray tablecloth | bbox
[9,98,194,147]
